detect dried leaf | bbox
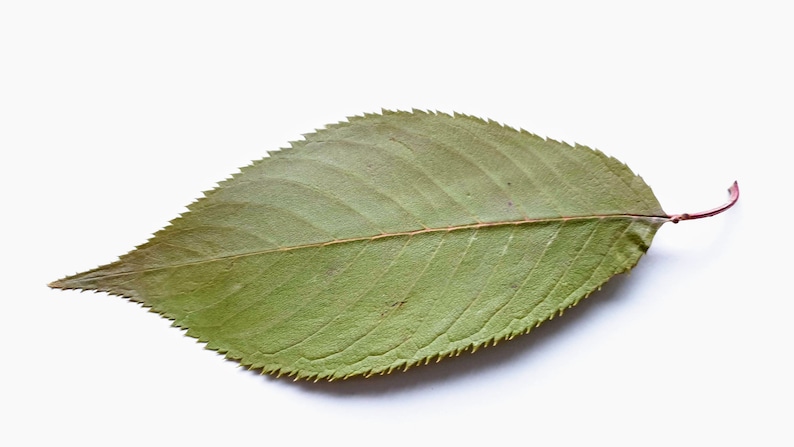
[50,110,737,380]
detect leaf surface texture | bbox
[52,111,668,379]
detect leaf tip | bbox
[47,276,77,291]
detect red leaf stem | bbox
[668,181,739,223]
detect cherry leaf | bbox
[50,110,738,380]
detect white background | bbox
[2,1,791,445]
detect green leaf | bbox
[51,110,674,380]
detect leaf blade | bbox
[51,110,667,379]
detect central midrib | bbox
[80,212,669,281]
